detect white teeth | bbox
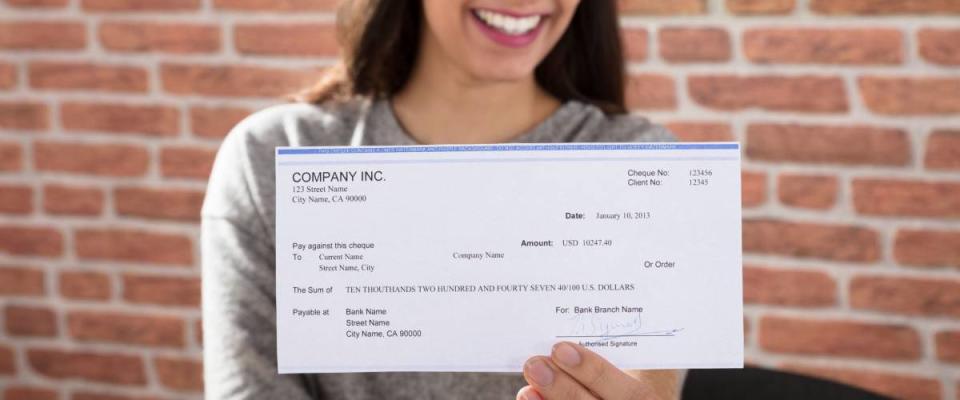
[474,9,541,36]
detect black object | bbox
[682,366,891,400]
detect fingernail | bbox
[519,389,543,400]
[553,342,582,367]
[525,358,555,386]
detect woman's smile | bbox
[470,8,549,47]
[417,0,578,81]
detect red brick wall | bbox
[1,0,958,399]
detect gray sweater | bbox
[201,98,677,399]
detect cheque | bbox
[275,143,743,373]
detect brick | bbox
[659,27,731,62]
[785,365,941,400]
[936,331,960,362]
[195,319,203,345]
[5,304,57,337]
[0,141,23,171]
[926,130,960,170]
[895,229,960,268]
[155,357,203,391]
[625,74,676,110]
[99,21,220,54]
[619,0,706,14]
[59,270,111,300]
[61,102,179,136]
[115,187,204,221]
[72,393,164,400]
[726,0,795,14]
[689,75,847,113]
[0,225,63,257]
[742,171,766,208]
[76,228,193,266]
[160,146,216,180]
[0,63,16,89]
[82,0,200,11]
[235,23,338,56]
[27,348,146,385]
[29,62,147,93]
[851,275,960,318]
[7,0,69,6]
[0,21,86,50]
[0,266,45,296]
[161,63,318,98]
[811,0,960,14]
[745,28,902,65]
[34,141,149,177]
[853,178,960,218]
[0,345,12,375]
[0,184,32,214]
[123,275,200,307]
[743,219,879,262]
[189,106,251,138]
[746,123,909,166]
[778,174,838,209]
[68,311,185,347]
[860,76,960,115]
[3,386,57,400]
[621,28,647,61]
[43,184,104,216]
[919,28,960,65]
[0,101,49,131]
[744,266,836,307]
[213,0,338,11]
[759,316,921,360]
[663,122,733,142]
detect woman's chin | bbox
[462,58,541,83]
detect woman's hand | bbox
[518,342,681,400]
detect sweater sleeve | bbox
[201,217,319,399]
[200,115,320,400]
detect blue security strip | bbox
[277,143,739,155]
[276,156,740,167]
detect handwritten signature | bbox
[559,312,682,342]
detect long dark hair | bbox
[297,0,627,115]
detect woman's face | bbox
[420,0,581,82]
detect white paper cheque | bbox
[275,142,743,373]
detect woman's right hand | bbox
[516,342,681,400]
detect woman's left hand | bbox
[517,342,680,400]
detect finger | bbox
[550,342,655,400]
[523,356,598,400]
[517,385,543,400]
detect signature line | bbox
[555,328,684,339]
[555,334,677,338]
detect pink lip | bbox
[470,9,547,49]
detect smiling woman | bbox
[298,0,629,118]
[202,0,681,399]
